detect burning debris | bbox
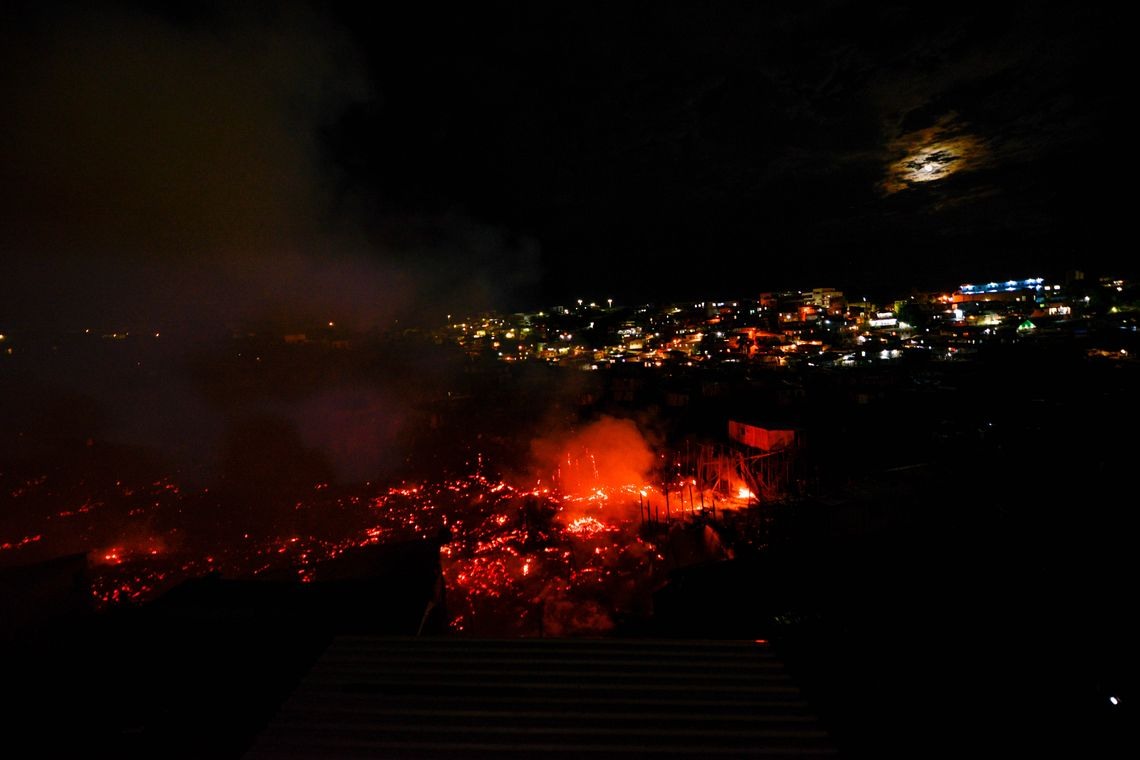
[2,416,784,635]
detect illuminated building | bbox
[953,277,1045,304]
[868,311,898,328]
[810,287,844,310]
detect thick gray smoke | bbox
[0,3,533,494]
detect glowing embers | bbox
[882,114,986,194]
[565,516,616,535]
[38,466,668,633]
[89,550,180,605]
[448,555,519,599]
[0,534,42,552]
[436,482,664,636]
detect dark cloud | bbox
[2,2,1128,321]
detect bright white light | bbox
[1109,696,1119,706]
[922,163,936,173]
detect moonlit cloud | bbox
[882,114,987,194]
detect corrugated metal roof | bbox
[248,637,834,758]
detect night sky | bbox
[1,1,1129,328]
